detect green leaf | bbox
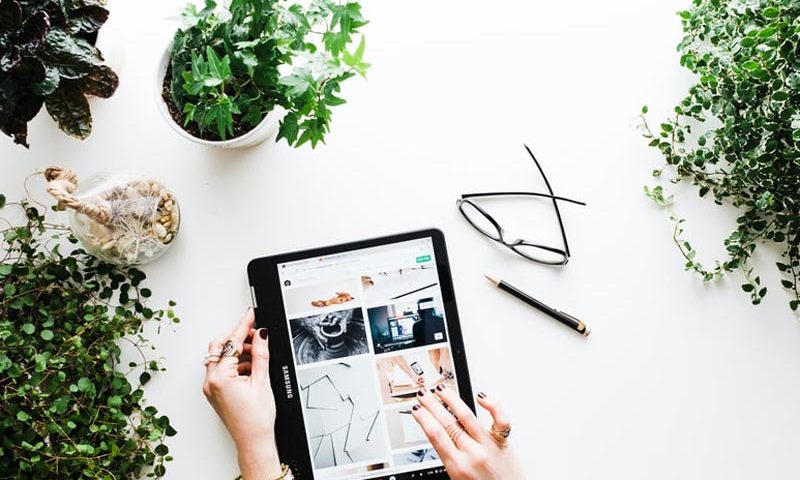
[280,73,311,97]
[762,7,779,19]
[742,60,760,70]
[77,377,92,392]
[241,105,263,126]
[107,395,122,408]
[22,323,35,335]
[32,67,61,96]
[66,5,110,35]
[74,65,119,98]
[41,29,102,79]
[40,329,54,341]
[52,397,69,414]
[277,113,299,144]
[238,49,258,69]
[16,411,29,422]
[44,84,92,139]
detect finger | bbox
[250,327,271,387]
[476,391,511,433]
[204,338,225,374]
[218,308,256,370]
[416,389,474,449]
[411,404,459,463]
[434,384,486,442]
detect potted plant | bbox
[0,0,119,148]
[158,0,370,149]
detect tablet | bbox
[248,229,474,480]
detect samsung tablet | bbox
[248,229,473,480]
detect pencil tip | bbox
[483,274,499,285]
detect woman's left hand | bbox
[203,308,282,480]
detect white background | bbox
[2,1,800,479]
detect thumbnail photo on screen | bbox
[290,308,369,366]
[393,448,440,466]
[282,277,362,317]
[375,347,456,405]
[367,297,447,354]
[297,361,389,470]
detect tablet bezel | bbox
[247,228,474,480]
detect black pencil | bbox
[484,275,590,337]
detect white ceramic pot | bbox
[155,45,285,149]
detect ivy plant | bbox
[167,0,370,146]
[0,0,119,148]
[0,193,178,478]
[641,0,800,312]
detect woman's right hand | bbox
[412,385,525,480]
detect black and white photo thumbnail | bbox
[290,308,369,366]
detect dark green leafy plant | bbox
[0,194,178,478]
[0,0,119,148]
[167,0,370,146]
[641,0,800,312]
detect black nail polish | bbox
[417,389,425,397]
[412,404,421,411]
[259,328,268,339]
[477,392,486,399]
[436,384,445,391]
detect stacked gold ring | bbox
[203,352,221,366]
[444,420,465,445]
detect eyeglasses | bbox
[456,145,586,265]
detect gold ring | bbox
[203,353,221,366]
[490,425,511,443]
[444,421,465,445]
[220,339,240,359]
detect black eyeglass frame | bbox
[456,145,586,266]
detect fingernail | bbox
[436,384,445,391]
[259,328,268,339]
[477,392,486,399]
[412,404,421,411]
[417,389,425,397]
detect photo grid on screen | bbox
[277,238,460,480]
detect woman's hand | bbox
[203,308,282,480]
[412,385,526,480]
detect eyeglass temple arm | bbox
[460,191,586,206]
[523,144,572,257]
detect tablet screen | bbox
[276,237,456,479]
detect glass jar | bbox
[46,168,180,266]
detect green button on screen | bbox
[416,255,431,263]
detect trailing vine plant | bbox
[0,191,178,478]
[641,0,800,312]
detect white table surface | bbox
[3,1,800,479]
